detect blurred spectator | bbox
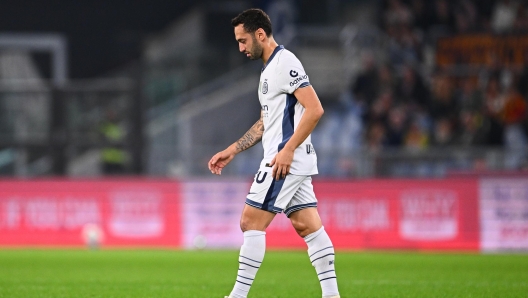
[377,64,397,97]
[483,77,505,145]
[428,0,454,33]
[99,110,128,175]
[367,122,387,151]
[404,118,429,150]
[457,77,484,113]
[501,87,526,126]
[491,0,519,33]
[387,25,422,66]
[395,64,429,108]
[428,72,456,121]
[517,52,528,98]
[475,0,496,27]
[352,53,378,106]
[480,54,503,84]
[456,111,488,146]
[410,0,428,29]
[453,0,478,33]
[384,0,413,27]
[514,2,528,32]
[368,91,394,125]
[432,117,456,146]
[386,106,408,146]
[501,85,528,168]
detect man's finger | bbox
[215,165,222,175]
[209,156,218,166]
[275,166,282,181]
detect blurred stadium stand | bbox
[0,0,527,178]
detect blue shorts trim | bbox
[245,198,283,213]
[284,202,318,217]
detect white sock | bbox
[304,226,339,297]
[230,230,266,298]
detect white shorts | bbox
[245,167,318,217]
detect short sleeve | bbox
[277,55,311,94]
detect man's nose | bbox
[239,44,245,52]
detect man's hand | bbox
[208,148,235,175]
[270,148,294,180]
[267,85,323,180]
[208,116,264,175]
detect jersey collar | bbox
[262,45,284,72]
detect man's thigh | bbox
[240,204,276,232]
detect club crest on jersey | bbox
[262,81,268,94]
[289,70,298,77]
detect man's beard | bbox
[248,36,263,60]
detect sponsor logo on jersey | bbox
[289,70,298,77]
[290,75,308,87]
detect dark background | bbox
[0,0,196,78]
[0,0,338,79]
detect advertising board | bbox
[480,178,528,252]
[180,179,480,250]
[0,180,181,246]
[265,179,479,250]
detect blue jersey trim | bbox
[299,82,311,88]
[262,45,284,72]
[278,93,297,152]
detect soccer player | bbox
[208,8,340,298]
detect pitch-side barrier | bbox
[0,178,526,252]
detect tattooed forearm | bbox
[235,118,264,153]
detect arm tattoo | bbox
[235,118,264,153]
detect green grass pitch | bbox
[0,249,527,297]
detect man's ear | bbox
[255,28,266,41]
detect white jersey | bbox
[258,45,318,175]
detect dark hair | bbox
[231,8,272,36]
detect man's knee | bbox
[290,217,310,237]
[239,216,253,232]
[289,208,323,238]
[240,217,270,232]
[239,206,275,232]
